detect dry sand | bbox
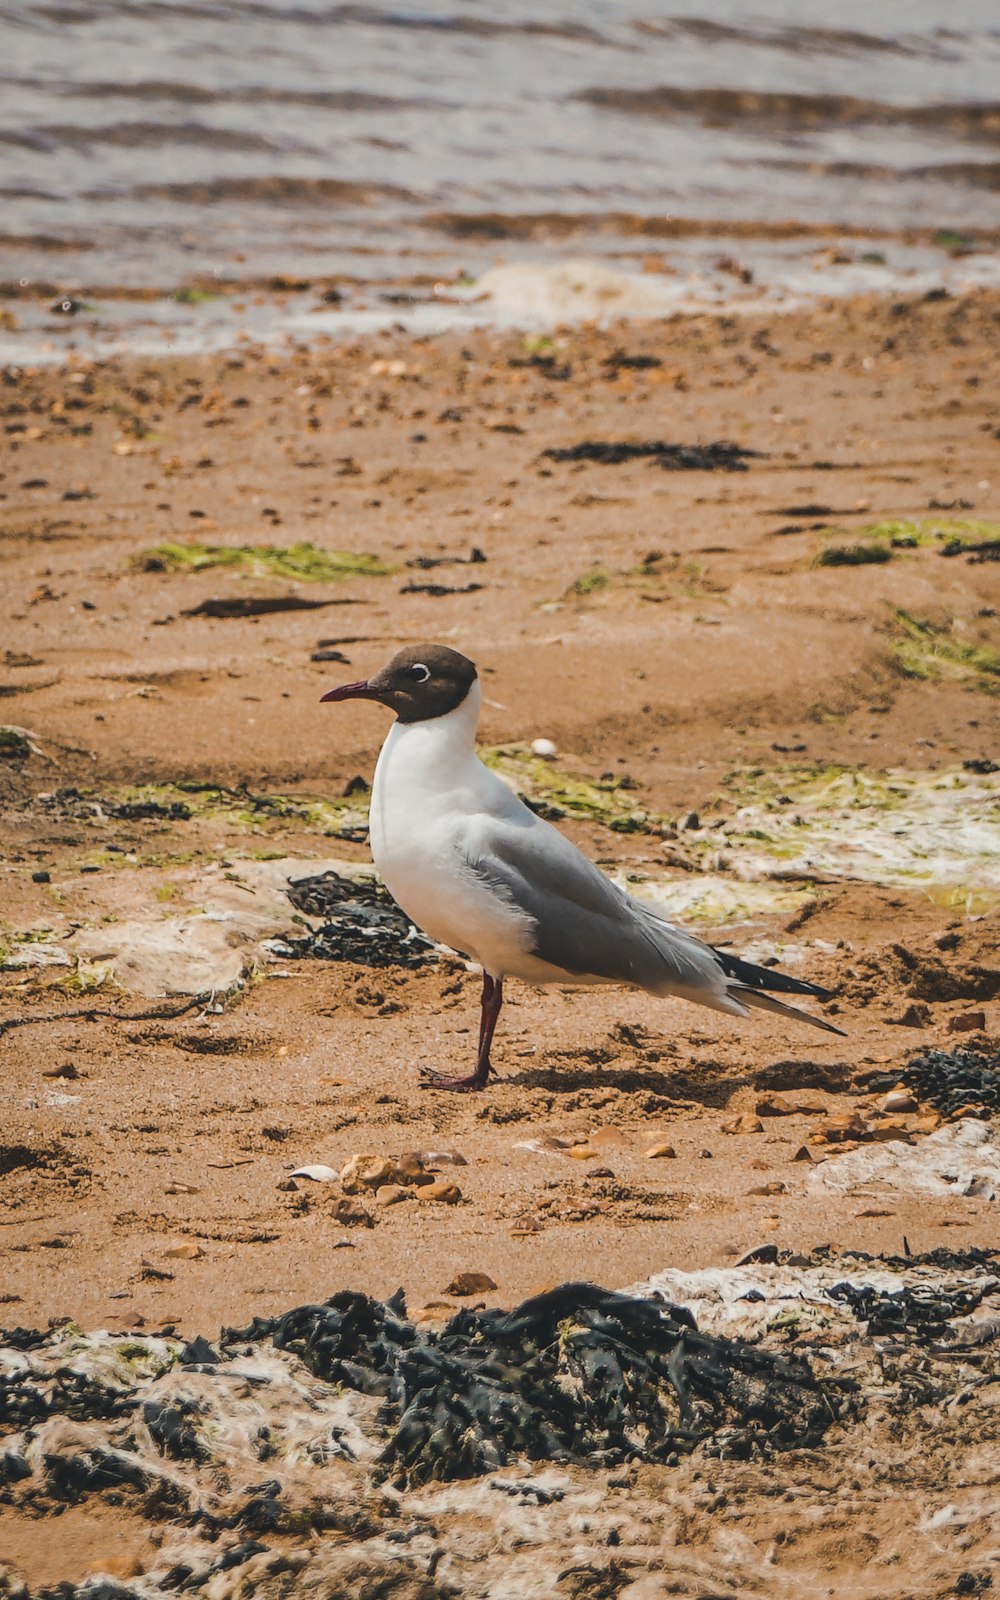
[1,287,999,1596]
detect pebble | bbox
[720,1114,763,1135]
[375,1184,410,1206]
[879,1089,918,1114]
[415,1179,462,1204]
[331,1197,373,1227]
[288,1164,339,1183]
[163,1242,203,1260]
[447,1271,497,1296]
[755,1093,797,1117]
[340,1154,398,1193]
[643,1141,677,1159]
[531,738,558,760]
[948,1011,987,1033]
[587,1125,629,1151]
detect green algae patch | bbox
[888,609,1000,689]
[834,517,1000,551]
[482,746,658,832]
[137,541,392,582]
[569,567,613,597]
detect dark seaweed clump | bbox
[227,1282,832,1484]
[541,439,762,470]
[276,870,437,969]
[902,1045,1000,1118]
[827,1278,993,1341]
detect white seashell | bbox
[288,1164,339,1182]
[531,738,558,761]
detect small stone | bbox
[812,1113,863,1142]
[748,1180,786,1196]
[643,1141,677,1159]
[340,1154,397,1193]
[755,1093,797,1117]
[914,1113,943,1133]
[948,1011,986,1033]
[531,738,558,760]
[567,1143,598,1160]
[879,1089,918,1114]
[163,1241,204,1260]
[375,1184,410,1206]
[331,1197,374,1227]
[869,1118,913,1143]
[721,1114,763,1135]
[792,1145,817,1162]
[511,1213,543,1235]
[887,1002,929,1028]
[587,1125,629,1151]
[949,1103,987,1120]
[681,811,700,831]
[736,1243,779,1266]
[447,1271,498,1296]
[410,1148,468,1167]
[415,1179,462,1204]
[396,1152,435,1185]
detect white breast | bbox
[367,685,537,975]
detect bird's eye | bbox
[408,662,431,683]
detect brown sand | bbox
[1,288,998,1595]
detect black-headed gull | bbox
[322,644,843,1091]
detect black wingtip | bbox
[713,948,835,1001]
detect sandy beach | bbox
[2,284,999,1595]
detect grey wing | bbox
[461,807,738,1009]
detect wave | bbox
[760,157,1000,191]
[0,120,304,152]
[127,175,420,205]
[28,1,609,42]
[420,210,918,242]
[575,86,1000,142]
[3,76,450,111]
[634,17,959,61]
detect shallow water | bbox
[2,0,1000,298]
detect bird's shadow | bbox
[504,1060,748,1107]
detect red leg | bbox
[421,973,503,1092]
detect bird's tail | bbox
[728,985,846,1037]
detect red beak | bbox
[320,679,378,703]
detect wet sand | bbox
[1,286,999,1595]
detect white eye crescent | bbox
[409,662,431,683]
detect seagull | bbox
[322,643,844,1091]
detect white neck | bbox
[375,677,482,788]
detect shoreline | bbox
[3,228,1000,367]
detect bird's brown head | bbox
[320,643,478,723]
